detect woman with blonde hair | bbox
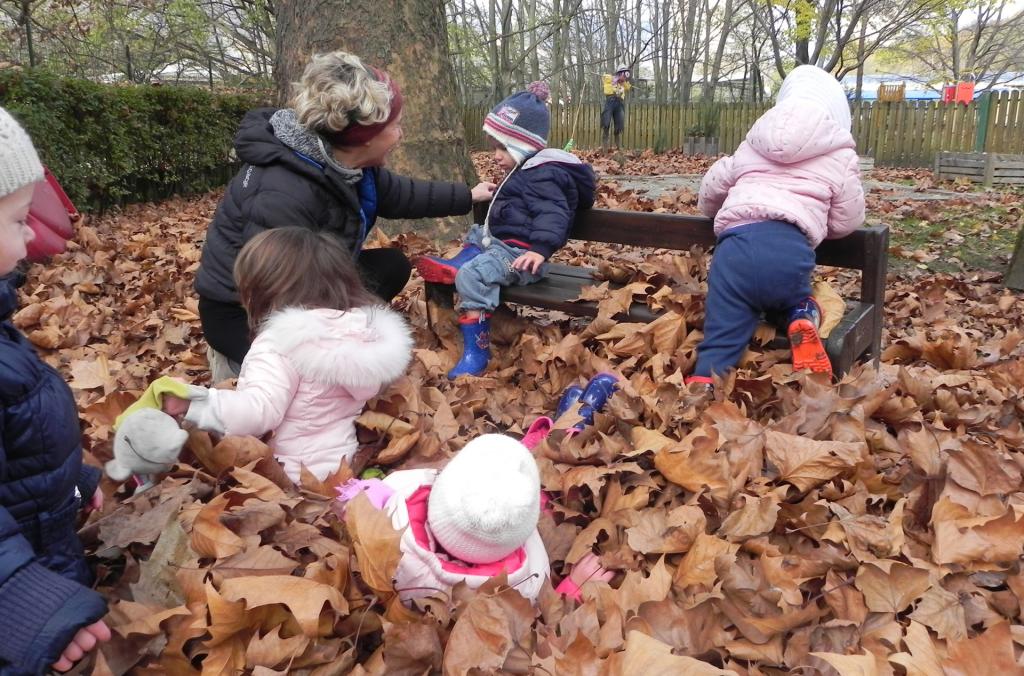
[195,51,495,380]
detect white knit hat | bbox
[0,107,44,199]
[427,434,541,564]
[776,65,852,130]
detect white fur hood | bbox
[256,305,413,389]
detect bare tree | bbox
[883,0,1024,90]
[753,0,946,80]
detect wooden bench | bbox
[425,205,889,376]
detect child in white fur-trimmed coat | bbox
[161,227,413,482]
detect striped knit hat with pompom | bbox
[483,81,550,165]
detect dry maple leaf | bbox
[604,630,738,675]
[888,620,947,676]
[908,583,968,641]
[765,430,867,492]
[382,621,444,675]
[190,493,245,559]
[626,505,706,554]
[442,577,536,676]
[718,493,781,541]
[941,621,1019,676]
[344,491,403,596]
[930,498,1024,565]
[854,561,931,613]
[68,354,120,392]
[219,575,349,638]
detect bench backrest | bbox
[472,202,889,305]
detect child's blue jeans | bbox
[693,220,815,378]
[455,225,548,313]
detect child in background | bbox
[688,65,866,388]
[336,374,619,605]
[415,82,596,378]
[161,227,413,483]
[0,107,111,675]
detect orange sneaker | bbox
[787,318,832,377]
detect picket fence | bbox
[462,90,1024,167]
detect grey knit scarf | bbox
[269,109,363,185]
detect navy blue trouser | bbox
[694,220,815,378]
[601,96,625,143]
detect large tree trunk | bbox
[273,0,477,241]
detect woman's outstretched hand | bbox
[471,182,497,203]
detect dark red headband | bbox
[328,67,403,147]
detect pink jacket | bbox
[186,306,413,481]
[698,99,865,248]
[379,469,550,605]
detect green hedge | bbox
[0,69,268,210]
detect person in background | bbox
[600,65,632,149]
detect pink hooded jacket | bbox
[186,306,413,481]
[698,66,866,248]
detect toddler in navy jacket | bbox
[417,82,596,378]
[0,107,110,675]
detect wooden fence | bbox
[462,90,1024,167]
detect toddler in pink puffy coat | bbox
[163,227,414,482]
[688,65,866,386]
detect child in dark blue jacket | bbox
[0,107,110,675]
[416,82,596,378]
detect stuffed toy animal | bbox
[105,408,189,488]
[105,376,195,489]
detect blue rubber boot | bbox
[574,373,620,430]
[415,244,483,284]
[448,314,491,378]
[785,297,822,327]
[554,385,584,420]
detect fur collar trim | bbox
[257,305,413,389]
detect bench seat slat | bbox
[443,204,888,376]
[562,210,884,272]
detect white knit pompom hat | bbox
[0,107,44,199]
[776,65,852,131]
[427,434,541,564]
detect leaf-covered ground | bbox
[15,155,1024,675]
